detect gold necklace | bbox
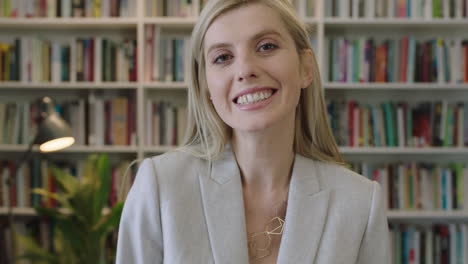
[247,200,288,262]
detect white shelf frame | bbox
[0,207,111,216]
[339,147,468,154]
[0,2,466,156]
[0,144,138,154]
[0,0,467,224]
[324,82,468,90]
[3,207,468,222]
[143,81,188,90]
[0,81,138,90]
[324,17,468,28]
[387,210,468,221]
[0,17,139,29]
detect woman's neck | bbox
[231,121,295,195]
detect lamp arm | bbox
[15,136,37,172]
[6,135,37,262]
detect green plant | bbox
[15,154,124,264]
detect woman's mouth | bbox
[234,89,278,105]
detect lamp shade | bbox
[35,97,75,153]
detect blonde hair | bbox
[180,0,345,165]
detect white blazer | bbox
[116,145,390,264]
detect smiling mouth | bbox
[233,89,278,105]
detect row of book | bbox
[327,100,468,148]
[326,0,468,19]
[290,0,317,17]
[145,0,197,17]
[145,0,316,18]
[146,100,187,146]
[327,36,468,83]
[351,162,468,210]
[0,157,135,208]
[0,94,137,146]
[390,224,468,264]
[0,0,134,18]
[0,219,54,264]
[0,36,137,83]
[144,25,190,82]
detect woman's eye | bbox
[258,43,278,52]
[213,54,232,64]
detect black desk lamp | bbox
[5,96,75,262]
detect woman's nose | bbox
[236,54,258,82]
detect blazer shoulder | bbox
[313,159,375,193]
[146,149,207,182]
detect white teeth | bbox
[253,93,259,101]
[236,90,274,105]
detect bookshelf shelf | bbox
[143,81,188,90]
[0,82,138,90]
[143,146,468,155]
[303,17,320,24]
[143,17,197,28]
[143,145,177,153]
[3,207,467,220]
[0,18,139,29]
[0,207,36,216]
[323,82,468,90]
[387,210,468,221]
[0,207,111,217]
[324,18,468,28]
[144,82,468,92]
[339,147,468,154]
[0,144,139,154]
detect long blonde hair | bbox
[179,0,345,165]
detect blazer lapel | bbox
[277,155,331,264]
[198,145,249,264]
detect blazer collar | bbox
[198,145,330,264]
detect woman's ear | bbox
[300,49,314,89]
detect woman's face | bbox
[203,3,312,133]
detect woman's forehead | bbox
[203,3,291,53]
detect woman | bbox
[116,0,389,263]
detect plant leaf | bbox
[50,166,79,194]
[91,154,111,221]
[15,233,58,264]
[34,206,68,221]
[53,219,87,257]
[32,188,69,207]
[94,202,124,237]
[69,181,98,225]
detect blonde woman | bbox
[116,0,389,263]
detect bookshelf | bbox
[0,0,468,212]
[1,0,468,262]
[0,0,466,219]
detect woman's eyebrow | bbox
[206,43,233,56]
[250,29,284,42]
[205,29,284,55]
